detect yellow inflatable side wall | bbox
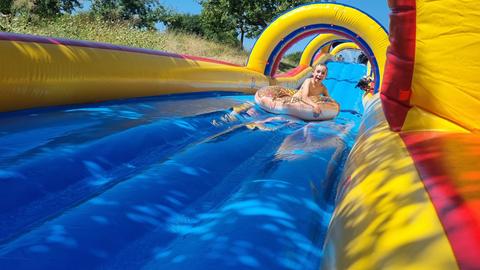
[0,38,269,112]
[322,96,459,269]
[407,0,480,131]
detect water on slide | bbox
[0,62,366,269]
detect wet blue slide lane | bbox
[0,62,366,269]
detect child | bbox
[292,64,331,114]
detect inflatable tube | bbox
[254,86,339,121]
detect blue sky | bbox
[158,0,391,52]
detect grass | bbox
[0,13,250,66]
[0,13,301,71]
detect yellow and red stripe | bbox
[401,132,480,269]
[323,97,459,269]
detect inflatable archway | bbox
[299,33,346,67]
[272,33,350,79]
[247,3,389,90]
[274,33,347,82]
[330,42,360,56]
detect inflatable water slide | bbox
[0,1,479,269]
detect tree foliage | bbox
[33,0,80,17]
[200,0,315,48]
[199,1,238,46]
[159,11,204,36]
[2,0,338,53]
[91,0,163,29]
[0,0,14,14]
[3,0,80,17]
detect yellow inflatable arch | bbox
[330,42,360,57]
[298,33,345,67]
[247,3,389,91]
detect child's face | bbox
[313,65,327,82]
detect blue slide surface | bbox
[0,62,365,269]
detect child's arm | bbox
[322,85,331,97]
[293,79,309,99]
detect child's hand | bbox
[313,104,322,114]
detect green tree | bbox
[8,0,80,18]
[159,11,204,36]
[91,0,163,29]
[91,0,121,22]
[200,0,315,49]
[199,1,238,46]
[0,0,14,14]
[60,0,80,13]
[33,0,80,17]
